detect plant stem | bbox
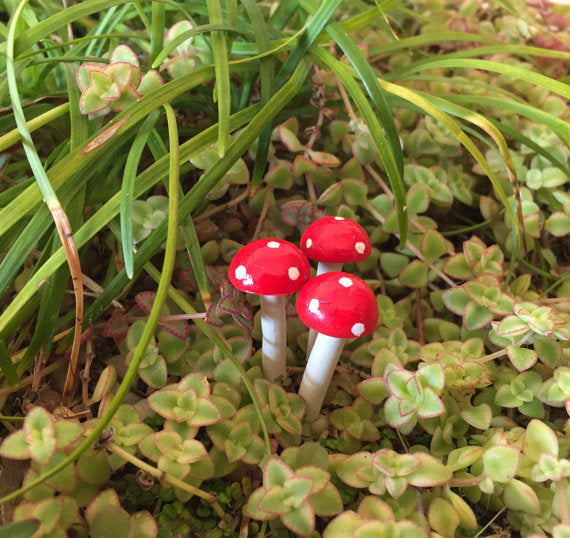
[107,442,227,520]
[557,479,570,526]
[477,349,507,363]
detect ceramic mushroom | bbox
[300,216,371,354]
[296,271,378,422]
[229,238,310,381]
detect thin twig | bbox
[194,189,249,223]
[416,288,425,345]
[107,442,227,520]
[363,200,457,288]
[252,185,273,240]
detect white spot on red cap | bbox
[339,277,353,288]
[351,323,365,336]
[306,238,313,248]
[235,265,247,280]
[355,242,366,254]
[334,216,344,220]
[288,267,300,281]
[308,298,320,314]
[267,241,280,248]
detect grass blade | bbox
[7,0,84,406]
[121,110,161,279]
[300,0,404,176]
[207,0,231,157]
[312,46,408,244]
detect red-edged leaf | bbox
[104,310,129,338]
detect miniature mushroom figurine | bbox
[300,216,371,354]
[229,238,310,381]
[296,272,378,422]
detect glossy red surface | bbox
[296,272,378,338]
[300,216,371,263]
[229,238,311,296]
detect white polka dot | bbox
[334,216,344,220]
[288,267,300,281]
[308,298,320,314]
[355,242,366,254]
[339,277,353,287]
[235,265,247,280]
[243,275,253,286]
[351,323,365,336]
[306,238,313,248]
[267,241,280,248]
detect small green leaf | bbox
[341,178,368,206]
[278,126,304,152]
[545,212,570,237]
[0,519,40,538]
[428,498,460,538]
[524,419,558,461]
[503,479,540,514]
[463,301,493,331]
[380,252,409,278]
[506,345,537,372]
[442,287,470,315]
[407,452,451,487]
[280,502,315,536]
[421,229,446,261]
[398,260,428,288]
[497,315,529,337]
[310,482,343,517]
[264,458,293,488]
[0,431,29,460]
[461,404,492,430]
[446,446,484,472]
[483,446,519,483]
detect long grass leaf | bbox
[241,0,276,194]
[0,103,69,152]
[179,219,212,307]
[311,46,408,244]
[7,0,84,406]
[376,78,521,246]
[207,0,231,157]
[8,0,191,57]
[276,0,341,85]
[149,2,164,66]
[300,0,404,176]
[445,94,570,145]
[121,110,161,279]
[0,340,20,388]
[393,58,570,100]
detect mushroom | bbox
[296,272,378,422]
[300,216,371,354]
[229,238,310,381]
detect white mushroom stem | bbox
[316,261,343,276]
[306,262,343,356]
[260,295,287,381]
[299,333,345,422]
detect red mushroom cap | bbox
[296,272,378,339]
[300,216,371,264]
[229,238,311,296]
